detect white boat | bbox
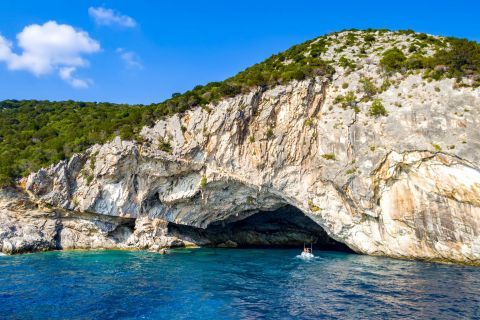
[300,251,314,259]
[298,243,315,259]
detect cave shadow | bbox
[169,205,354,253]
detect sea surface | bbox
[0,249,479,319]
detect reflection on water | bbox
[0,249,479,319]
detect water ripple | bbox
[0,249,479,319]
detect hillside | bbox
[1,29,479,186]
[0,29,479,264]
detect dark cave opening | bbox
[169,205,354,253]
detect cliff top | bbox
[1,28,479,185]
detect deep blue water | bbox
[0,249,479,319]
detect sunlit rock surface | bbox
[2,30,480,264]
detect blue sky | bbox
[0,0,478,104]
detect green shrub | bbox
[368,99,388,117]
[408,44,418,53]
[432,143,442,151]
[429,38,480,79]
[321,153,336,160]
[307,199,320,212]
[334,91,358,110]
[346,168,357,175]
[158,139,173,153]
[86,174,94,185]
[405,54,427,70]
[363,34,376,43]
[304,118,314,127]
[360,77,378,98]
[200,175,207,189]
[339,56,356,69]
[89,152,98,171]
[380,79,392,92]
[397,29,415,35]
[265,128,274,140]
[380,48,407,72]
[345,33,358,46]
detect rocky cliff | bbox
[1,30,480,265]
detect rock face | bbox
[2,31,480,264]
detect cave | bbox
[168,205,353,252]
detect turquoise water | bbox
[0,249,479,319]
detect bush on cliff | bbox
[380,48,407,72]
[368,99,388,117]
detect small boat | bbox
[299,243,314,259]
[300,251,314,259]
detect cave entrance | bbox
[201,205,353,252]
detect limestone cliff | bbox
[1,30,480,265]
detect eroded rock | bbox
[2,45,479,265]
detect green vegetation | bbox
[432,143,442,151]
[346,167,357,175]
[360,77,378,99]
[380,48,407,72]
[304,117,314,127]
[334,91,358,112]
[85,172,94,185]
[1,29,480,186]
[321,153,336,160]
[380,79,392,92]
[158,139,173,153]
[368,99,388,117]
[363,34,376,43]
[380,38,480,85]
[0,37,334,186]
[200,175,207,189]
[265,127,275,140]
[307,199,320,212]
[89,151,98,171]
[338,56,356,69]
[428,38,480,81]
[0,100,146,186]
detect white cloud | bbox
[116,48,143,69]
[59,66,91,88]
[0,21,100,88]
[89,7,136,28]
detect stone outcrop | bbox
[1,31,480,265]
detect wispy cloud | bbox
[0,21,100,88]
[59,66,92,88]
[89,7,136,28]
[117,48,143,69]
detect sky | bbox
[0,1,478,104]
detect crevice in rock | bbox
[107,218,136,243]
